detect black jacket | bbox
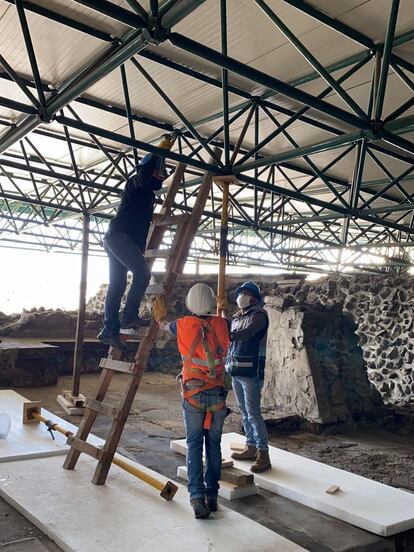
[105,158,157,251]
[226,306,269,379]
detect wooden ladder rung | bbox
[145,283,165,295]
[99,358,136,374]
[153,214,187,226]
[67,436,103,460]
[85,398,122,420]
[144,248,170,259]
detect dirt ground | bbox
[3,372,414,551]
[21,372,414,492]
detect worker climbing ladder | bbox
[63,148,220,487]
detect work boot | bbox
[120,317,151,334]
[231,445,257,460]
[206,496,218,512]
[97,331,126,350]
[190,498,210,519]
[250,449,272,473]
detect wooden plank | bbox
[153,214,188,226]
[63,366,113,470]
[230,442,245,452]
[85,398,121,420]
[99,358,135,374]
[66,436,103,460]
[144,248,170,259]
[326,485,340,494]
[221,467,254,487]
[145,284,165,295]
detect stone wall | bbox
[270,274,414,407]
[85,273,276,376]
[263,296,386,424]
[3,272,414,408]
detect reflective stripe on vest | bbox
[182,355,222,368]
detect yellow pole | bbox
[217,181,229,312]
[32,412,178,501]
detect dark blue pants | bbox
[102,233,150,336]
[182,388,227,501]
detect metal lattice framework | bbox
[0,0,413,273]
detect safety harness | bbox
[179,318,227,430]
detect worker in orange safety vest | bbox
[153,283,230,519]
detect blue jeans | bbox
[103,233,150,336]
[232,376,268,451]
[182,388,227,501]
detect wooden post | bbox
[217,181,229,306]
[57,214,90,414]
[72,214,90,397]
[214,175,235,312]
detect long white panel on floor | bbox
[171,432,414,536]
[0,390,102,462]
[0,455,306,552]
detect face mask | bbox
[237,294,252,309]
[149,176,163,191]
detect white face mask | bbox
[237,294,252,309]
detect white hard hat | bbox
[185,283,216,315]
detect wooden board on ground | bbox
[176,465,259,501]
[171,432,414,537]
[221,467,254,486]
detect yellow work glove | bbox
[158,137,175,150]
[152,296,167,322]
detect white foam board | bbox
[177,465,258,500]
[171,432,414,536]
[0,455,306,552]
[0,390,102,462]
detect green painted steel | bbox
[232,131,366,174]
[1,0,414,271]
[169,33,370,130]
[375,0,400,121]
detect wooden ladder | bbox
[63,154,219,485]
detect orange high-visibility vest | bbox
[176,316,230,429]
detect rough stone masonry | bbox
[2,272,414,415]
[265,273,414,412]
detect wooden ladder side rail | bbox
[164,147,222,290]
[145,163,187,268]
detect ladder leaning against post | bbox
[63,149,221,493]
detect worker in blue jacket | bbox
[226,281,271,473]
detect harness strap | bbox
[185,395,226,430]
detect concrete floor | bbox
[3,373,414,552]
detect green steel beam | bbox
[255,0,368,121]
[169,33,370,130]
[375,0,400,121]
[238,173,413,235]
[160,0,208,28]
[71,0,148,27]
[232,131,366,174]
[279,0,375,50]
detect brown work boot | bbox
[231,445,257,460]
[250,449,272,473]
